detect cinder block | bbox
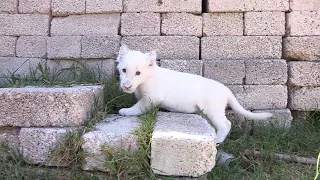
[121,13,160,36]
[81,36,120,58]
[245,59,287,85]
[228,85,288,110]
[288,62,320,86]
[203,60,245,85]
[151,112,216,177]
[225,110,251,128]
[123,0,202,13]
[0,0,18,13]
[0,36,16,57]
[201,36,282,60]
[283,37,320,61]
[122,36,199,59]
[82,116,140,172]
[0,58,44,78]
[252,109,292,129]
[0,127,20,154]
[51,14,120,36]
[47,36,81,59]
[52,0,85,16]
[86,0,122,13]
[16,36,47,58]
[0,85,103,127]
[289,87,320,111]
[19,0,51,14]
[19,127,75,166]
[203,13,243,36]
[160,60,202,75]
[286,11,320,36]
[244,12,285,36]
[161,13,202,37]
[207,0,289,12]
[0,14,49,36]
[290,0,320,11]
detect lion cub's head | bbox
[116,44,157,94]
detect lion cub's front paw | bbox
[119,108,139,116]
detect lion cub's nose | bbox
[124,85,132,89]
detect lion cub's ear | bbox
[116,44,130,63]
[146,51,157,67]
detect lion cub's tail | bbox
[227,92,273,120]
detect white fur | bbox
[116,45,273,144]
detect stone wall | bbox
[0,0,320,118]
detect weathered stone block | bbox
[161,13,202,37]
[289,62,320,86]
[122,36,199,59]
[244,12,285,36]
[283,37,320,61]
[123,0,202,13]
[201,36,282,60]
[225,110,251,128]
[16,36,47,58]
[47,36,82,59]
[151,112,216,177]
[245,59,287,85]
[0,58,44,78]
[289,87,320,111]
[0,127,20,153]
[19,0,51,14]
[286,11,320,36]
[0,14,49,36]
[160,60,202,75]
[82,116,140,172]
[121,13,160,36]
[203,13,243,36]
[0,36,16,57]
[52,0,85,16]
[51,14,120,36]
[19,128,74,166]
[203,60,245,85]
[252,109,292,129]
[229,85,288,110]
[0,0,18,13]
[0,85,103,127]
[290,0,320,11]
[86,0,122,13]
[81,36,121,58]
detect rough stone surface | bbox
[121,13,160,36]
[51,14,120,36]
[19,0,51,14]
[225,110,251,128]
[122,36,199,59]
[47,36,82,59]
[245,59,287,85]
[203,13,243,36]
[203,60,245,85]
[286,11,320,36]
[0,14,49,36]
[160,60,203,75]
[86,0,122,13]
[0,36,16,57]
[289,62,320,86]
[0,85,103,127]
[161,13,202,37]
[289,87,320,111]
[0,0,18,13]
[228,85,288,110]
[0,127,20,154]
[201,36,282,60]
[252,109,292,129]
[151,112,217,177]
[82,115,140,172]
[16,36,47,58]
[81,36,121,58]
[207,0,289,12]
[283,37,320,61]
[123,0,202,13]
[244,12,285,36]
[19,128,74,166]
[52,0,85,16]
[290,0,320,11]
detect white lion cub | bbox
[116,44,272,144]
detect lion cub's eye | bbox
[136,71,141,76]
[122,68,126,73]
